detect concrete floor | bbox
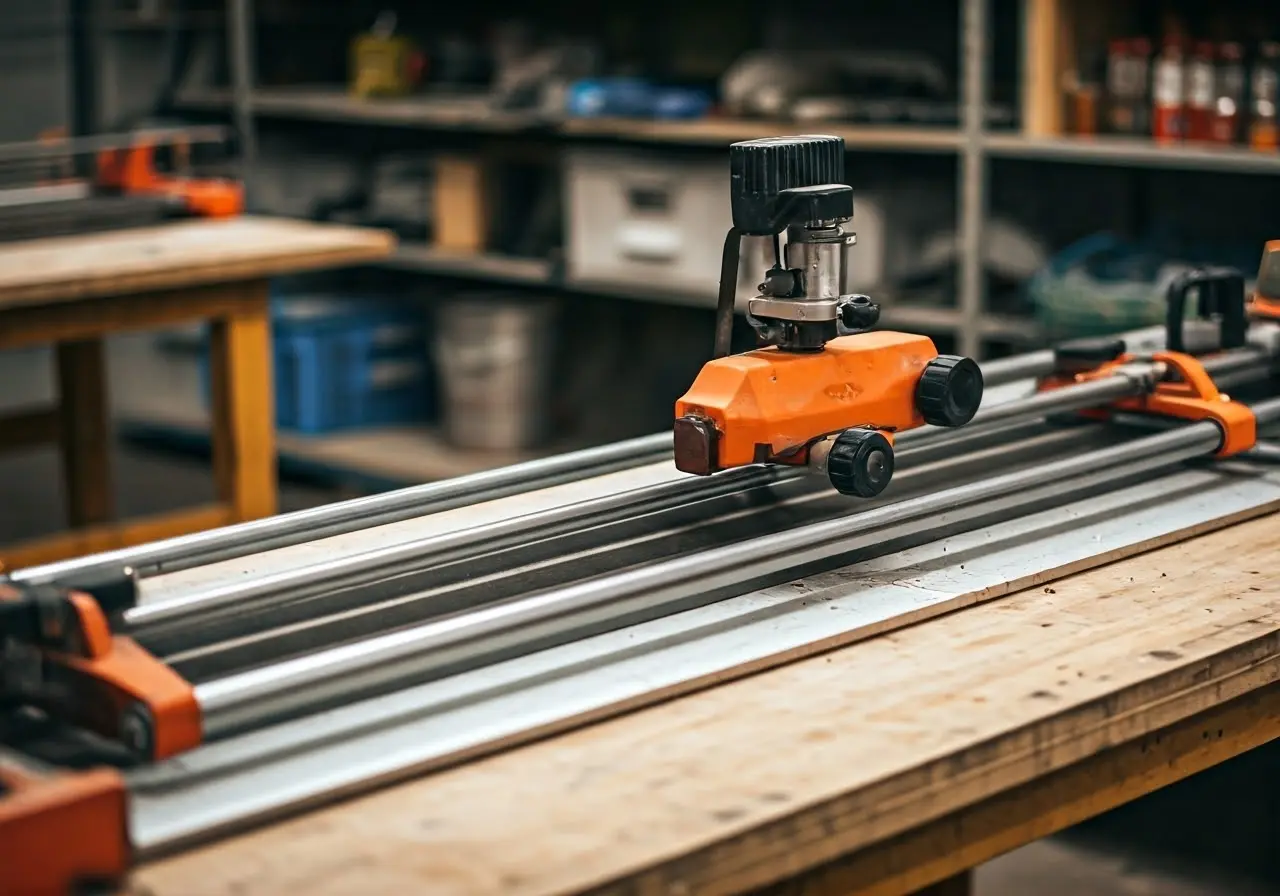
[1,440,1277,895]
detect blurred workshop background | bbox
[0,1,1277,893]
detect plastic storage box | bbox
[201,294,434,435]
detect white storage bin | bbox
[563,148,890,306]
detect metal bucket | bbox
[434,296,558,451]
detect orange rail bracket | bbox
[0,581,202,761]
[0,752,131,895]
[1038,350,1257,458]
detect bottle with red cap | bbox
[1185,41,1216,141]
[1250,41,1280,151]
[1152,35,1186,142]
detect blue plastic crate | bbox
[199,294,436,435]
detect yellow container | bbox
[350,33,418,98]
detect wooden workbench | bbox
[0,216,393,569]
[131,510,1280,896]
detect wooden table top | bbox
[132,511,1280,896]
[0,216,394,309]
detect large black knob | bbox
[915,355,984,428]
[730,135,851,235]
[826,429,895,498]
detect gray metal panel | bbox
[0,0,70,143]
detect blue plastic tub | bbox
[200,294,435,435]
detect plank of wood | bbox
[179,86,539,133]
[0,504,233,570]
[756,685,1280,896]
[132,513,1280,896]
[557,118,962,151]
[0,284,250,351]
[175,86,960,151]
[0,216,394,309]
[55,339,114,527]
[208,281,277,522]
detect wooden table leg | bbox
[909,870,972,896]
[208,279,277,522]
[55,338,114,527]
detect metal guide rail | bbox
[1,315,1279,892]
[0,124,243,243]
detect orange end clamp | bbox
[0,751,131,895]
[96,140,244,218]
[1249,239,1280,321]
[1040,350,1257,458]
[0,581,202,761]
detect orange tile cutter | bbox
[95,136,243,219]
[0,575,204,894]
[1249,239,1280,322]
[673,136,985,498]
[0,577,201,762]
[1038,262,1262,457]
[0,126,242,241]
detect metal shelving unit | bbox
[985,133,1280,174]
[216,0,1019,356]
[215,0,1280,359]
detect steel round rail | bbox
[192,395,1280,738]
[14,337,1273,594]
[2,338,1126,588]
[10,432,674,588]
[124,363,1170,636]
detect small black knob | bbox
[838,295,880,333]
[915,355,984,428]
[827,429,895,498]
[730,135,850,235]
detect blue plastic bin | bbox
[200,293,435,435]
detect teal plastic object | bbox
[1026,234,1178,340]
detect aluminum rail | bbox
[9,433,673,589]
[125,348,1274,638]
[144,422,1099,678]
[191,395,1280,738]
[128,457,1280,857]
[0,126,234,164]
[15,326,1273,590]
[122,362,1177,637]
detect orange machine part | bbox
[675,331,939,469]
[0,759,131,895]
[0,585,203,761]
[96,141,244,218]
[53,592,203,760]
[1040,351,1256,458]
[1249,238,1280,321]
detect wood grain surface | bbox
[132,512,1280,896]
[0,216,393,308]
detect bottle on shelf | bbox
[1185,41,1216,141]
[1106,38,1151,136]
[1152,35,1186,143]
[1249,41,1280,151]
[1069,47,1103,135]
[1211,41,1245,145]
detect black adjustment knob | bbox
[915,355,984,428]
[730,135,852,235]
[837,295,881,332]
[827,429,895,498]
